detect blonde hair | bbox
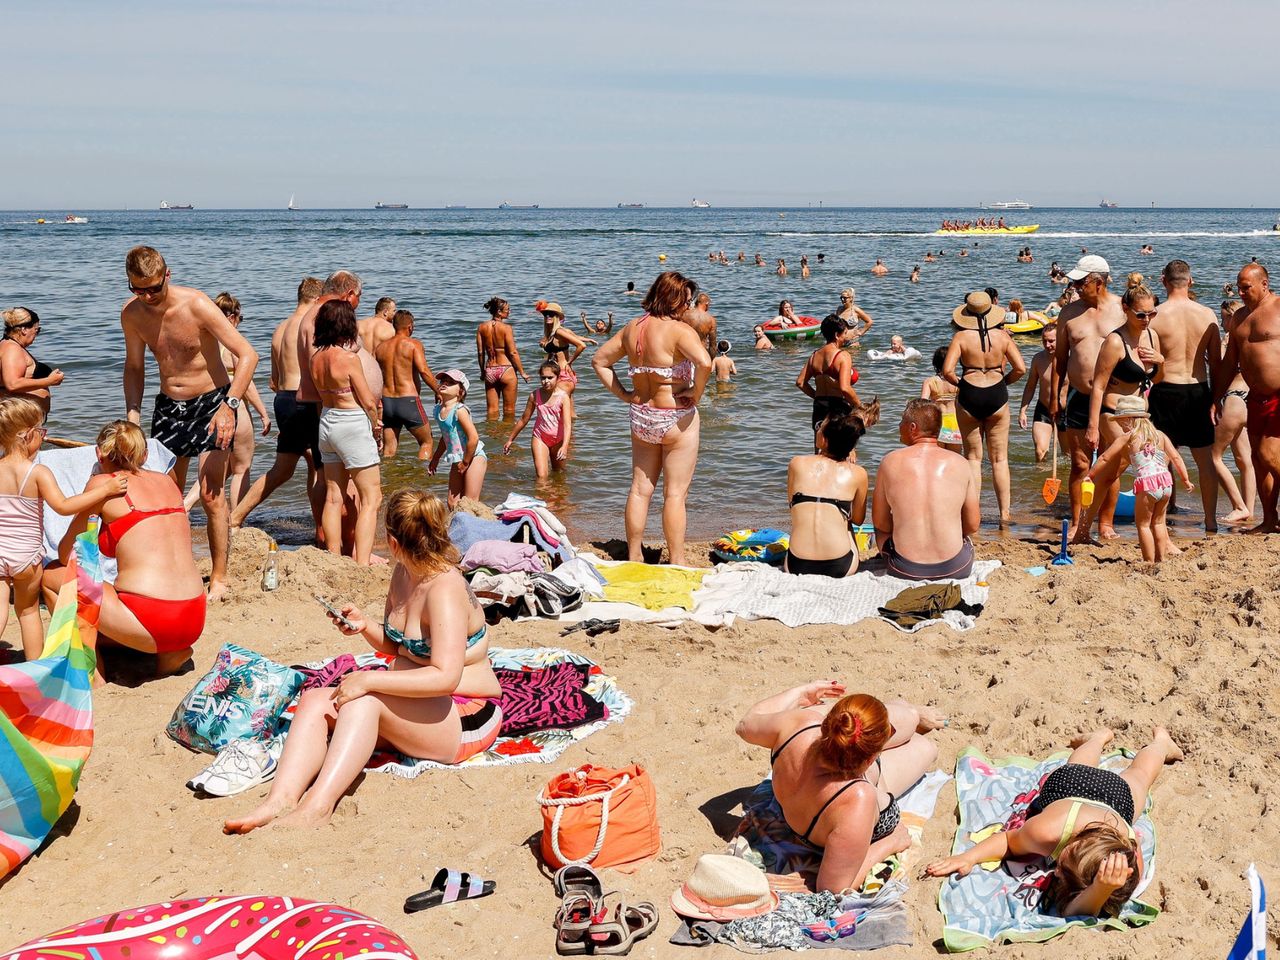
[96,420,148,470]
[3,307,37,335]
[384,490,460,574]
[1126,272,1145,291]
[125,246,166,279]
[0,396,45,451]
[1043,823,1140,917]
[1121,283,1156,311]
[1128,417,1159,448]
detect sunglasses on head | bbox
[9,319,40,331]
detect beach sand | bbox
[1,527,1277,958]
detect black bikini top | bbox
[1109,329,1156,388]
[18,345,51,379]
[790,492,853,525]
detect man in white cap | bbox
[1052,254,1124,541]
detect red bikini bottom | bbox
[117,591,207,652]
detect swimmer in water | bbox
[910,265,920,284]
[801,256,811,280]
[711,340,737,383]
[871,259,889,276]
[755,253,766,267]
[777,258,788,277]
[754,324,773,351]
[581,311,614,337]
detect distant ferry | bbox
[982,199,1032,211]
[444,204,468,210]
[498,202,539,210]
[1099,200,1118,209]
[375,202,409,210]
[159,201,194,210]
[691,199,711,208]
[617,202,645,208]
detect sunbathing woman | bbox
[225,490,502,833]
[925,727,1183,918]
[476,296,528,419]
[737,682,945,893]
[784,413,868,578]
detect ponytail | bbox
[384,489,460,574]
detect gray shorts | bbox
[318,408,379,469]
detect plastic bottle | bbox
[260,541,280,592]
[1080,478,1095,507]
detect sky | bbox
[4,0,1277,208]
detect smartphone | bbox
[314,593,358,630]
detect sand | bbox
[1,526,1277,959]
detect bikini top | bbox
[313,345,356,396]
[1051,798,1137,860]
[99,484,185,558]
[790,492,854,526]
[1108,329,1156,388]
[383,619,487,661]
[19,344,52,380]
[629,314,694,382]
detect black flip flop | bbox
[404,868,495,913]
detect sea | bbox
[2,206,1276,546]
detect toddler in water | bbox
[0,397,126,659]
[711,340,737,382]
[504,362,574,478]
[428,369,487,506]
[1083,395,1191,562]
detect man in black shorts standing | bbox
[375,309,440,459]
[1149,259,1221,529]
[122,246,259,601]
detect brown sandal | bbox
[583,900,659,956]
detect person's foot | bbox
[916,705,949,733]
[1152,726,1184,763]
[1246,520,1278,535]
[1070,728,1115,750]
[223,797,294,834]
[1165,542,1184,555]
[1098,525,1121,541]
[1221,510,1254,525]
[1070,528,1100,546]
[366,554,389,567]
[208,580,230,603]
[270,804,332,830]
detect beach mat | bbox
[938,747,1159,952]
[0,527,101,878]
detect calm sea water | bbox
[2,207,1276,543]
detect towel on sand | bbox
[599,561,707,611]
[938,747,1159,952]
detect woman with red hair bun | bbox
[736,681,946,893]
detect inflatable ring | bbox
[1,896,418,960]
[712,528,789,564]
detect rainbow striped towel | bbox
[0,526,101,878]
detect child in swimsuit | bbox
[922,347,962,452]
[0,397,126,659]
[504,362,574,478]
[428,369,487,507]
[926,727,1183,918]
[1084,395,1192,562]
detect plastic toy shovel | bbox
[1042,427,1062,504]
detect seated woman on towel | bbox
[737,681,945,893]
[225,490,502,833]
[784,412,869,578]
[45,420,206,679]
[925,727,1183,917]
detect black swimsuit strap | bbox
[770,724,820,765]
[790,492,853,523]
[801,779,863,843]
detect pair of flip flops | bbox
[404,868,495,913]
[560,619,621,638]
[553,864,657,956]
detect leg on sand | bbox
[1248,426,1280,533]
[986,407,1012,525]
[1117,726,1184,816]
[198,448,232,601]
[1213,397,1252,522]
[626,438,661,563]
[1067,728,1115,767]
[1066,429,1091,539]
[1189,445,1219,533]
[1134,491,1157,562]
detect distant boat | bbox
[287,194,298,211]
[498,202,538,210]
[691,199,711,208]
[617,202,645,208]
[444,204,468,210]
[159,201,194,210]
[1099,200,1118,209]
[982,199,1033,211]
[64,214,89,224]
[375,202,409,210]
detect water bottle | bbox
[260,541,280,592]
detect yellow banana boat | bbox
[933,225,1040,235]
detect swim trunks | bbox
[1033,400,1065,429]
[382,395,427,432]
[881,537,974,582]
[1147,381,1214,448]
[1062,388,1091,431]
[1247,392,1280,438]
[273,389,321,458]
[151,385,231,458]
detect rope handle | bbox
[539,771,631,866]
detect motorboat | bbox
[64,215,89,224]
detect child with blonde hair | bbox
[503,362,573,477]
[0,397,126,658]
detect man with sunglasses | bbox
[121,245,259,601]
[1051,254,1124,540]
[1148,259,1221,530]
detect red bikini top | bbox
[99,486,185,558]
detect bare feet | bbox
[270,804,332,830]
[1221,511,1254,525]
[1152,726,1185,763]
[1246,520,1277,535]
[1070,529,1101,546]
[916,705,949,733]
[208,580,230,603]
[1071,728,1115,750]
[1098,525,1121,541]
[367,554,389,566]
[224,798,295,835]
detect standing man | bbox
[1216,264,1280,533]
[230,276,324,530]
[685,292,717,354]
[1149,259,1221,530]
[1053,255,1124,541]
[121,246,259,601]
[376,309,441,459]
[358,296,396,356]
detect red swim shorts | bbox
[1247,393,1280,438]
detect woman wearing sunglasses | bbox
[1085,283,1164,460]
[1,308,63,418]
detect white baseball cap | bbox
[1066,254,1111,281]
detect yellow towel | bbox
[600,562,707,611]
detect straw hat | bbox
[952,291,1006,330]
[1111,395,1150,419]
[670,855,778,922]
[537,300,565,318]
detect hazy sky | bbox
[6,0,1276,208]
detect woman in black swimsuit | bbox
[784,413,869,578]
[942,292,1026,525]
[0,308,62,418]
[1086,284,1163,456]
[737,682,946,893]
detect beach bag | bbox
[166,642,304,754]
[529,573,585,618]
[538,763,660,870]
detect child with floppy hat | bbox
[428,369,487,506]
[1080,394,1191,562]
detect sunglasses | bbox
[129,279,166,296]
[1133,309,1158,320]
[23,427,48,440]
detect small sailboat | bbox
[287,194,298,211]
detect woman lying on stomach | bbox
[225,489,501,833]
[736,681,945,893]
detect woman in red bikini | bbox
[45,420,206,678]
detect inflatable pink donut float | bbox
[0,896,418,960]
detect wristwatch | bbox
[225,396,242,411]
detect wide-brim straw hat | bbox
[670,855,779,922]
[1111,395,1150,419]
[952,291,1006,330]
[536,300,565,318]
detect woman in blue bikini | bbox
[225,490,501,834]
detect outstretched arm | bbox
[34,468,128,517]
[504,394,537,452]
[735,680,847,746]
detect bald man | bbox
[1216,263,1280,532]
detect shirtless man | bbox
[1216,264,1280,532]
[1053,255,1124,539]
[1018,326,1066,462]
[121,246,259,601]
[871,259,889,276]
[358,297,396,356]
[376,309,440,459]
[1149,259,1221,529]
[872,399,979,580]
[230,277,324,530]
[685,293,717,354]
[796,316,863,444]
